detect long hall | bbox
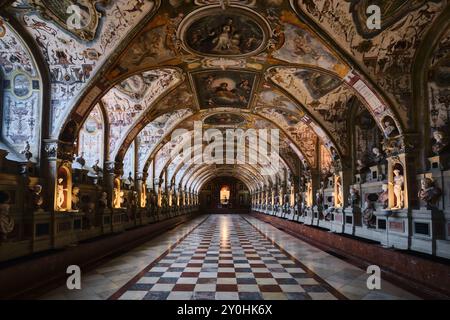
[41,215,417,300]
[0,0,449,302]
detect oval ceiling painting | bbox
[204,113,246,126]
[183,8,268,57]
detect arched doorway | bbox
[200,177,250,214]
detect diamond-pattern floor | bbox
[111,215,344,300]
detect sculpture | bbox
[98,192,108,210]
[356,159,368,173]
[335,176,343,207]
[124,172,134,190]
[315,188,324,207]
[362,200,376,228]
[348,187,360,207]
[418,178,442,208]
[72,186,80,211]
[31,184,44,211]
[90,160,103,178]
[113,188,123,208]
[20,141,32,161]
[432,130,449,155]
[0,191,14,241]
[372,147,385,164]
[56,178,66,210]
[390,169,404,209]
[73,153,86,169]
[378,184,389,209]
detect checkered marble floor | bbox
[111,215,344,300]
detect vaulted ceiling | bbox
[1,0,448,192]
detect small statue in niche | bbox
[72,186,80,211]
[335,176,343,207]
[372,147,385,164]
[431,130,449,155]
[378,184,389,209]
[348,187,360,207]
[56,178,66,210]
[20,141,32,161]
[31,184,44,211]
[315,188,324,208]
[113,188,123,208]
[0,191,14,241]
[418,178,442,208]
[123,172,134,190]
[98,192,108,210]
[390,169,405,209]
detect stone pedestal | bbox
[377,209,410,249]
[304,208,313,225]
[285,208,295,221]
[330,209,344,233]
[30,210,51,252]
[101,209,112,234]
[112,209,125,233]
[410,208,445,255]
[52,213,75,249]
[312,207,320,226]
[344,208,359,235]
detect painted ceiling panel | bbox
[9,0,158,134]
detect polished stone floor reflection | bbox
[41,215,419,300]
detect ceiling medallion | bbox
[178,5,271,58]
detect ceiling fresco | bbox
[191,70,257,109]
[2,0,448,192]
[428,27,450,134]
[102,68,182,158]
[8,0,158,134]
[182,7,268,57]
[296,0,446,122]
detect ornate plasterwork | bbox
[10,0,158,134]
[428,27,450,132]
[102,68,182,158]
[137,109,194,172]
[78,104,104,168]
[0,20,41,162]
[123,141,135,179]
[269,68,352,155]
[297,0,446,121]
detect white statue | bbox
[335,176,343,207]
[56,178,66,210]
[390,169,404,209]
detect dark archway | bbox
[199,177,250,214]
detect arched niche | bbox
[56,165,72,212]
